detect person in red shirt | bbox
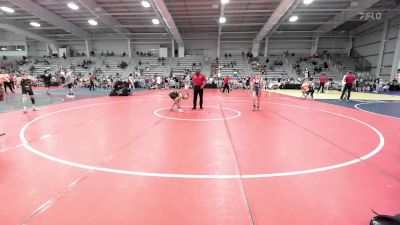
[0,79,4,102]
[340,71,356,101]
[0,70,14,93]
[222,75,231,93]
[317,74,327,93]
[9,75,15,90]
[89,72,95,91]
[192,69,206,109]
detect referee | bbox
[192,69,206,110]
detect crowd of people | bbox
[136,51,154,57]
[1,53,400,112]
[74,59,93,69]
[118,61,128,69]
[293,54,330,76]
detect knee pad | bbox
[30,97,35,104]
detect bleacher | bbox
[330,55,357,74]
[30,59,63,77]
[65,57,97,76]
[171,56,205,77]
[249,56,288,79]
[287,55,335,79]
[96,57,131,77]
[218,55,245,76]
[137,57,166,77]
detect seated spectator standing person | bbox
[156,76,162,89]
[110,80,130,96]
[317,73,327,93]
[128,74,135,92]
[355,79,360,92]
[340,71,356,101]
[41,67,52,95]
[184,75,191,90]
[301,78,314,99]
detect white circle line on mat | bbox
[154,106,241,121]
[354,101,400,120]
[19,100,385,179]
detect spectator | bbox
[89,72,95,91]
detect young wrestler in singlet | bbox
[252,75,263,111]
[17,70,38,113]
[169,90,189,112]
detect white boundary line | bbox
[0,144,23,153]
[354,101,400,120]
[154,106,241,121]
[19,99,385,179]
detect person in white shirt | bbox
[184,75,191,90]
[156,76,162,89]
[341,74,347,93]
[128,74,135,92]
[65,70,75,98]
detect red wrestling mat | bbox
[0,89,399,225]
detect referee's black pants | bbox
[89,81,95,91]
[4,82,14,93]
[193,86,204,109]
[222,83,230,93]
[340,84,353,100]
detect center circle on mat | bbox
[154,106,241,121]
[19,100,384,179]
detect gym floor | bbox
[0,88,399,225]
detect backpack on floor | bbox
[370,210,400,225]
